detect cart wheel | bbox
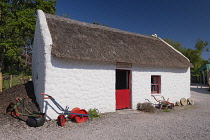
[187,98,194,105]
[75,109,88,123]
[180,98,187,106]
[69,107,80,119]
[58,115,66,126]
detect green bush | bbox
[88,108,101,119]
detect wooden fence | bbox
[0,72,2,92]
[0,73,31,92]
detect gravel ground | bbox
[0,85,210,140]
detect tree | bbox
[0,0,56,74]
[195,39,209,55]
[163,38,185,53]
[164,38,208,76]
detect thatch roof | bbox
[45,13,193,68]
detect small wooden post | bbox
[9,75,13,88]
[0,72,2,92]
[203,71,205,84]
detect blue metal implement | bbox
[40,93,90,126]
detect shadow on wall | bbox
[43,100,64,120]
[51,56,116,70]
[51,55,189,73]
[134,64,189,73]
[24,81,40,110]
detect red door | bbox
[115,70,131,110]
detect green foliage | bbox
[164,38,209,76]
[0,0,56,74]
[88,108,101,119]
[195,39,209,54]
[163,38,185,53]
[162,109,170,112]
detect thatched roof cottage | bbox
[32,10,193,119]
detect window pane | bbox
[151,85,158,92]
[151,77,157,84]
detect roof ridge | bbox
[44,13,158,40]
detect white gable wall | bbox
[32,10,53,112]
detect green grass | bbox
[162,109,170,112]
[2,75,31,90]
[183,106,197,110]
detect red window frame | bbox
[151,76,161,94]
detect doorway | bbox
[115,69,131,109]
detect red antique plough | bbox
[150,95,175,109]
[41,93,90,126]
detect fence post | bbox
[0,72,2,92]
[10,75,13,88]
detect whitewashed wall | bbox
[33,10,191,120]
[32,10,53,112]
[43,58,190,119]
[44,57,116,119]
[132,66,190,110]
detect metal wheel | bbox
[75,109,88,123]
[58,115,66,126]
[69,107,80,119]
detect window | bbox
[151,76,161,94]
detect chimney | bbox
[150,34,158,38]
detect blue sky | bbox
[56,0,210,61]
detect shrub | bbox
[88,108,101,119]
[137,102,156,113]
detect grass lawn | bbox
[2,75,31,90]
